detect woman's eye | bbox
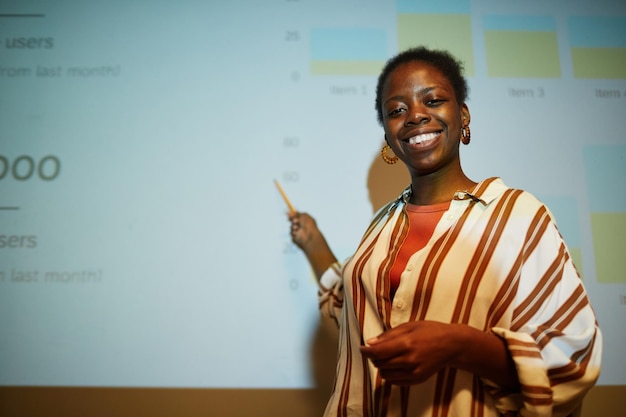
[387,108,404,117]
[426,98,445,106]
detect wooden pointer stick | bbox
[274,179,296,214]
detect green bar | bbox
[591,213,626,283]
[485,31,561,78]
[569,247,584,280]
[309,60,384,76]
[571,48,626,79]
[397,14,474,76]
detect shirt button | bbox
[396,302,403,309]
[446,214,454,220]
[455,191,465,199]
[406,263,414,271]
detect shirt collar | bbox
[397,177,507,208]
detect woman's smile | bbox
[405,131,441,146]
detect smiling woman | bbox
[287,46,602,417]
[379,59,474,202]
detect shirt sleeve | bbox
[318,260,345,327]
[484,213,602,417]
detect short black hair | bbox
[375,46,469,125]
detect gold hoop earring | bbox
[461,125,471,145]
[381,145,398,164]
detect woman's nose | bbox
[405,104,428,125]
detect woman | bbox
[288,47,601,417]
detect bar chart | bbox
[483,15,561,78]
[568,16,626,79]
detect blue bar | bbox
[583,144,626,212]
[396,0,470,14]
[310,28,388,61]
[539,196,581,246]
[483,15,556,32]
[568,16,626,48]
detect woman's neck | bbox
[409,173,477,205]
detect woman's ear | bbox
[461,104,471,125]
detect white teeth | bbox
[408,132,439,145]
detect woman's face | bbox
[381,61,469,178]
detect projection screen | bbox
[1,0,625,414]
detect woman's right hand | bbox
[288,212,321,252]
[287,211,338,280]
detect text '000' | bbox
[0,155,61,181]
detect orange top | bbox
[389,201,450,298]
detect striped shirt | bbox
[318,177,601,417]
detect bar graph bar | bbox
[310,28,388,75]
[583,144,626,283]
[396,0,474,76]
[484,15,561,78]
[540,196,584,278]
[568,16,626,79]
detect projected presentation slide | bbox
[1,0,624,389]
